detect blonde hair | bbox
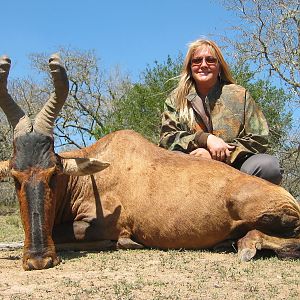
[174,39,235,128]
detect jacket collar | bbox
[186,80,223,103]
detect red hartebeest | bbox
[0,55,299,270]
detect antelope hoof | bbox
[238,248,257,262]
[117,237,144,249]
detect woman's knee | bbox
[240,154,283,185]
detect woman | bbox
[159,39,282,185]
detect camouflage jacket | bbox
[159,81,269,165]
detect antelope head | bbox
[0,55,109,270]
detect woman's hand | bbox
[189,148,212,159]
[206,134,235,162]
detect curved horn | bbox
[0,55,32,139]
[33,54,69,136]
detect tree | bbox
[220,0,300,98]
[29,47,132,149]
[95,55,183,143]
[0,48,132,210]
[0,47,133,153]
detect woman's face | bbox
[190,46,220,94]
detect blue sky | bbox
[1,0,235,80]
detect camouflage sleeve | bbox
[159,95,199,153]
[230,90,269,164]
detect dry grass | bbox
[0,215,299,300]
[0,215,23,243]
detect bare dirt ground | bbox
[0,248,299,300]
[0,214,299,299]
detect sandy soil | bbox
[0,248,299,300]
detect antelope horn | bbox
[33,53,69,136]
[0,55,32,139]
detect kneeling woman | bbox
[159,39,282,185]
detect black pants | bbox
[237,154,283,185]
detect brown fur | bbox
[53,130,300,254]
[1,129,300,270]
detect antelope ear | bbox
[0,160,11,179]
[60,157,110,176]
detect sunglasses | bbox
[191,56,218,66]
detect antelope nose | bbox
[25,257,54,270]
